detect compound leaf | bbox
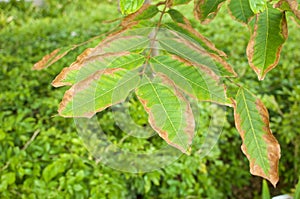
[136,74,195,153]
[59,69,140,118]
[232,88,280,187]
[247,6,288,80]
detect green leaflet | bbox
[135,75,195,153]
[59,69,140,118]
[194,0,225,23]
[249,0,267,14]
[120,0,145,15]
[168,9,187,24]
[247,6,288,80]
[163,22,228,57]
[233,88,280,187]
[228,0,254,24]
[52,53,145,87]
[150,55,229,105]
[157,29,236,77]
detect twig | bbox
[22,129,40,150]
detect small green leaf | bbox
[247,6,288,80]
[136,75,195,153]
[150,55,229,105]
[1,172,16,185]
[120,0,145,15]
[233,88,280,187]
[59,69,140,118]
[42,159,69,183]
[194,0,225,23]
[228,0,254,23]
[249,0,267,14]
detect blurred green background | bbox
[0,0,299,198]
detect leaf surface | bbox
[59,69,140,118]
[150,55,229,105]
[249,0,267,14]
[228,0,254,24]
[247,6,288,80]
[157,29,236,77]
[163,22,227,57]
[232,88,280,187]
[120,0,145,15]
[52,52,145,87]
[136,74,195,153]
[194,0,226,24]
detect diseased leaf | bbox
[232,88,280,187]
[157,29,237,77]
[59,69,140,118]
[52,29,150,87]
[150,55,229,105]
[247,6,288,80]
[284,0,300,20]
[33,49,61,70]
[228,0,254,24]
[52,52,145,87]
[163,22,227,57]
[136,74,195,153]
[249,0,267,14]
[120,0,145,15]
[194,0,226,24]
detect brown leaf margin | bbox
[246,9,288,80]
[169,54,232,106]
[58,68,128,118]
[163,31,237,77]
[136,73,195,153]
[231,94,281,187]
[194,0,225,24]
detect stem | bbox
[141,0,170,75]
[226,77,242,88]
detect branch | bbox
[22,130,41,150]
